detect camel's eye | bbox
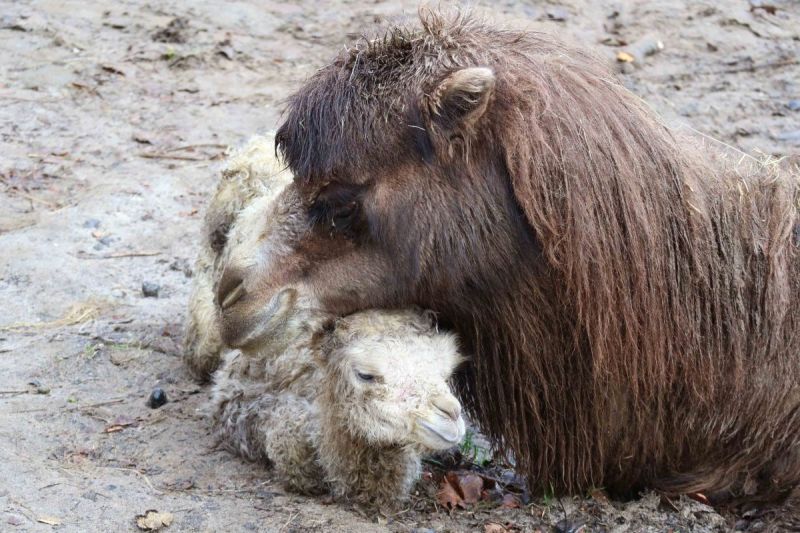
[309,182,365,238]
[331,202,358,229]
[356,370,376,383]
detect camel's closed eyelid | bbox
[354,368,383,384]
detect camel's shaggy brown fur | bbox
[252,10,800,519]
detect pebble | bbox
[545,7,569,21]
[6,513,25,526]
[83,218,101,229]
[142,281,160,298]
[93,236,113,250]
[27,380,50,394]
[169,258,193,278]
[146,388,168,409]
[555,519,589,533]
[787,100,800,111]
[110,288,126,299]
[775,129,800,143]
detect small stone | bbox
[787,100,800,111]
[734,519,750,531]
[6,513,25,526]
[555,519,588,533]
[93,236,114,249]
[545,7,569,21]
[28,381,50,394]
[83,218,101,229]
[146,387,168,408]
[0,16,27,32]
[775,129,800,143]
[142,281,160,298]
[169,258,193,277]
[110,288,127,299]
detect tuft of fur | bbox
[272,9,800,521]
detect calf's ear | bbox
[310,318,345,365]
[424,67,495,144]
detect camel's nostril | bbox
[432,395,461,422]
[220,282,245,310]
[217,270,246,310]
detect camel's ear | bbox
[425,67,495,141]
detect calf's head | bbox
[315,310,465,450]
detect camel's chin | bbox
[415,416,466,450]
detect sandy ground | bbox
[0,0,798,531]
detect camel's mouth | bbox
[416,414,466,449]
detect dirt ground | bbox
[1,0,798,531]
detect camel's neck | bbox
[315,399,420,505]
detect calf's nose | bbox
[432,394,462,422]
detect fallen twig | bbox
[78,398,126,410]
[655,58,799,81]
[278,512,299,532]
[74,250,161,259]
[711,58,798,75]
[3,188,60,209]
[166,143,228,152]
[0,221,38,234]
[139,152,208,161]
[0,302,100,331]
[100,466,162,494]
[15,398,126,415]
[0,92,63,103]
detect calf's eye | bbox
[356,371,376,383]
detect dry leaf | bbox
[437,475,463,509]
[589,487,609,503]
[104,415,136,433]
[37,516,62,526]
[501,493,521,509]
[688,492,709,505]
[456,472,484,504]
[437,471,486,509]
[136,510,174,530]
[485,523,509,533]
[616,51,635,62]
